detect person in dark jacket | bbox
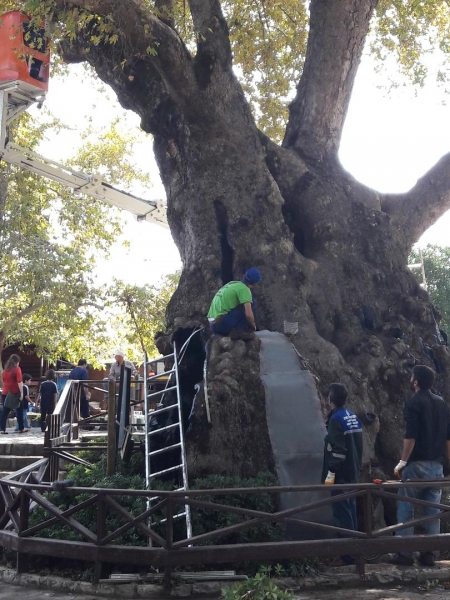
[37,370,58,432]
[389,365,450,567]
[69,359,90,419]
[322,383,363,567]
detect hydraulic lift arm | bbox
[0,84,168,229]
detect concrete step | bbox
[0,455,43,472]
[80,432,108,442]
[0,442,44,456]
[0,470,66,481]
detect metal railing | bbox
[1,478,450,582]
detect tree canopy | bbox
[0,112,152,368]
[1,0,448,142]
[107,272,180,360]
[410,245,450,334]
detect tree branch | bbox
[155,0,176,28]
[259,130,309,197]
[58,38,87,63]
[283,0,379,163]
[0,300,45,333]
[382,151,450,247]
[188,0,232,71]
[122,293,147,355]
[54,0,197,108]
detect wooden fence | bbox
[1,378,449,583]
[1,476,450,583]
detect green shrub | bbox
[189,472,284,546]
[28,448,147,546]
[222,571,293,600]
[23,459,320,578]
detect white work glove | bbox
[394,460,407,480]
[324,471,336,485]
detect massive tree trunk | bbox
[46,0,450,484]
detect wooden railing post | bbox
[47,414,60,483]
[364,488,373,538]
[94,493,107,583]
[72,382,80,441]
[164,496,174,588]
[0,485,4,560]
[355,488,372,579]
[42,423,51,482]
[107,379,117,476]
[16,490,30,574]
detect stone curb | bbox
[274,561,450,593]
[0,567,235,599]
[1,563,450,598]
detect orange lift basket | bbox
[0,10,50,92]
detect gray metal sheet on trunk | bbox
[257,330,333,539]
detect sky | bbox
[30,49,450,286]
[33,68,182,287]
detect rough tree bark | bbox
[37,0,450,483]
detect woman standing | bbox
[0,354,26,434]
[37,370,57,432]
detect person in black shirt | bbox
[389,365,450,567]
[37,370,58,432]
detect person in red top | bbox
[0,354,26,434]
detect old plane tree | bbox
[6,0,450,483]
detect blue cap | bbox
[244,268,262,284]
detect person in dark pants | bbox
[0,354,26,434]
[388,364,450,567]
[15,374,32,431]
[207,268,262,339]
[322,383,363,567]
[37,370,58,432]
[69,359,90,419]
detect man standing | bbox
[390,365,450,567]
[69,359,90,419]
[322,383,363,567]
[109,351,139,382]
[207,268,262,339]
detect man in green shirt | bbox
[207,268,262,338]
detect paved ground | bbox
[0,426,44,441]
[0,425,108,442]
[0,584,98,599]
[0,581,450,600]
[294,585,450,599]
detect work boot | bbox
[418,552,435,567]
[229,329,256,341]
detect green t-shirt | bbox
[207,281,252,320]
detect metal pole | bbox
[107,379,117,476]
[143,353,150,489]
[419,247,427,290]
[0,90,8,151]
[174,343,192,540]
[203,342,211,424]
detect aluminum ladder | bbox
[143,343,192,540]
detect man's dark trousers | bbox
[332,486,357,565]
[211,304,250,335]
